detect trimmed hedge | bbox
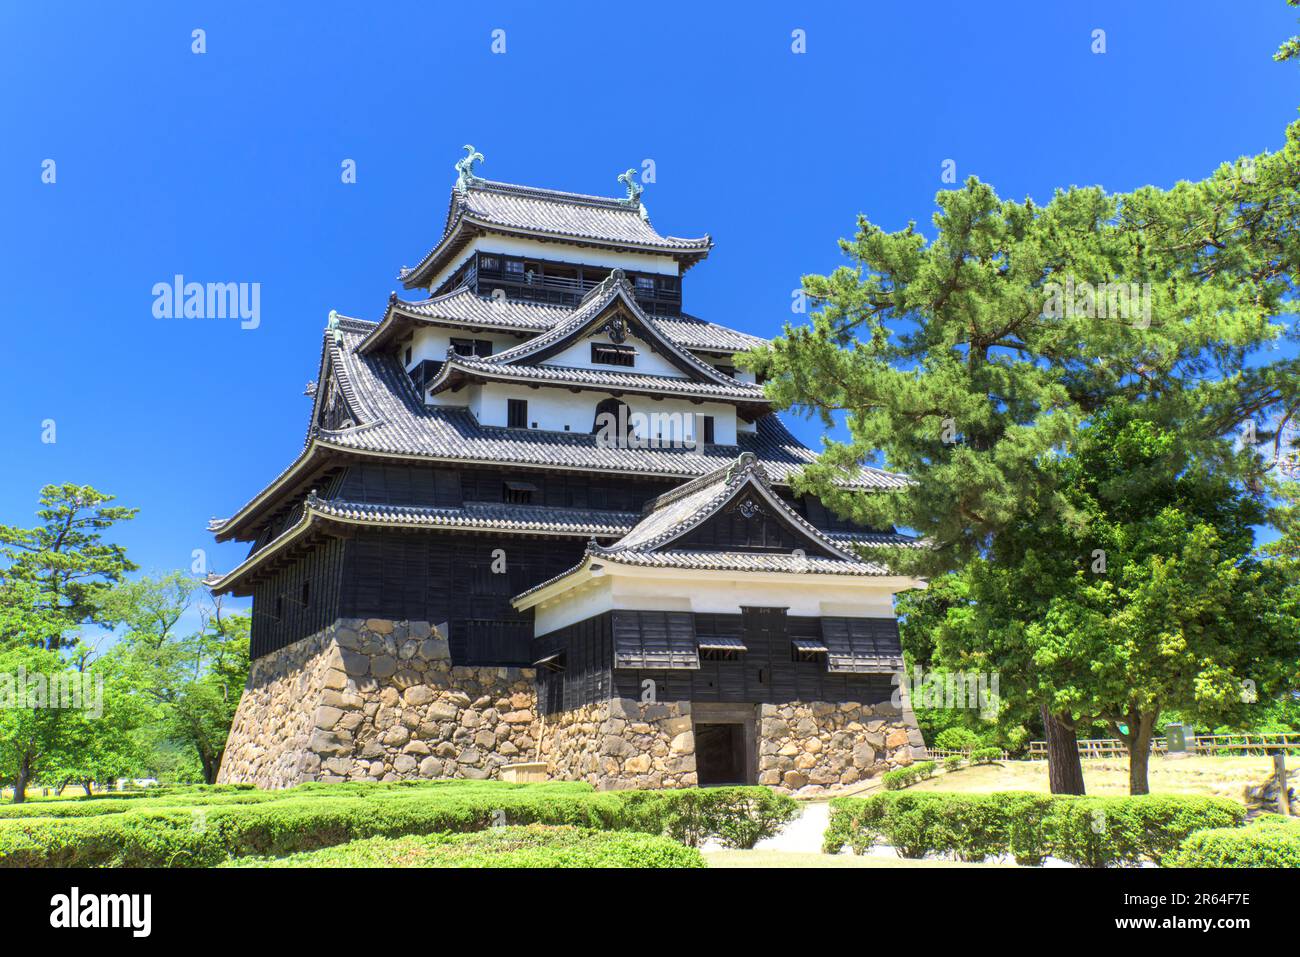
[969,747,1003,765]
[225,824,706,868]
[824,791,1244,866]
[1169,815,1300,868]
[881,761,937,791]
[942,755,965,772]
[0,779,590,819]
[613,786,797,849]
[0,781,795,867]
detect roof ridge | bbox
[469,178,639,211]
[640,453,751,515]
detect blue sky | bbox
[1,1,1297,622]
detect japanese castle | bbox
[208,149,927,791]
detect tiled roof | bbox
[651,313,768,353]
[208,318,907,540]
[513,454,915,604]
[325,319,901,487]
[472,273,749,390]
[206,496,642,593]
[599,453,863,560]
[400,180,712,288]
[357,287,768,357]
[429,355,766,401]
[459,181,710,249]
[399,287,563,330]
[592,550,892,576]
[310,499,641,537]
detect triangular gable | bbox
[308,317,374,435]
[596,453,860,561]
[480,273,742,388]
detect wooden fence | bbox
[1025,732,1300,760]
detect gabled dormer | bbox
[418,274,770,440]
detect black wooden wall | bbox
[240,462,896,663]
[339,462,674,512]
[248,535,346,659]
[532,609,897,714]
[339,529,587,665]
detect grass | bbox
[907,754,1271,803]
[225,824,706,868]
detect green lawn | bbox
[908,754,1271,803]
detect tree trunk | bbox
[1127,713,1156,795]
[82,779,94,797]
[1041,705,1086,794]
[12,753,31,805]
[200,748,218,785]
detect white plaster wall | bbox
[406,327,523,369]
[424,235,680,293]
[544,329,684,378]
[530,568,906,636]
[451,382,738,444]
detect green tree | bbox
[745,126,1300,792]
[942,408,1297,794]
[104,576,250,783]
[0,484,137,650]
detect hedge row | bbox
[882,761,937,790]
[225,824,707,868]
[824,791,1244,866]
[1169,815,1300,868]
[0,783,796,867]
[0,779,591,819]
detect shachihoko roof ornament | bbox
[327,309,342,344]
[454,145,485,192]
[617,168,648,222]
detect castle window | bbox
[634,275,656,294]
[274,595,283,622]
[791,637,828,663]
[505,259,525,275]
[301,581,310,609]
[507,398,528,429]
[533,651,566,673]
[698,635,746,661]
[591,343,635,367]
[503,480,536,505]
[480,255,500,272]
[450,338,493,358]
[592,398,632,444]
[404,346,412,366]
[700,415,715,445]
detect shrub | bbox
[225,824,706,868]
[934,728,981,752]
[0,782,795,867]
[881,761,937,791]
[611,786,797,848]
[1169,815,1300,868]
[969,747,1003,765]
[823,791,1244,866]
[943,755,965,772]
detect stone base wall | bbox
[542,698,696,790]
[757,700,926,795]
[218,619,539,787]
[218,628,338,789]
[219,619,925,795]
